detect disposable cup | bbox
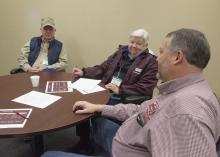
[30,75,40,87]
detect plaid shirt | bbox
[102,72,220,157]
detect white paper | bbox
[45,81,73,93]
[70,78,104,94]
[76,85,106,94]
[12,91,61,109]
[71,78,101,90]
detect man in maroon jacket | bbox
[72,29,158,155]
[72,29,157,98]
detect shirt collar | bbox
[158,72,205,95]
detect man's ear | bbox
[172,50,184,65]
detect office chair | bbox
[214,92,220,157]
[216,138,220,157]
[123,95,152,104]
[10,68,25,74]
[111,94,152,105]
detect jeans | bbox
[91,117,120,157]
[41,118,120,157]
[41,151,101,157]
[74,97,121,157]
[91,97,121,157]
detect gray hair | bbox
[166,28,210,69]
[130,29,149,44]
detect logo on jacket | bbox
[133,68,142,74]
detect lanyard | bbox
[116,55,133,78]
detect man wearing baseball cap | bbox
[17,17,67,72]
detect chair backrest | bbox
[216,138,220,157]
[10,68,25,74]
[123,95,152,104]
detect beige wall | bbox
[0,0,220,96]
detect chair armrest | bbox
[123,95,152,104]
[10,68,25,74]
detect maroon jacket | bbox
[82,45,158,97]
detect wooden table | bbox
[0,72,110,156]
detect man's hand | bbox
[28,66,41,72]
[72,101,104,114]
[72,67,83,76]
[72,67,83,81]
[105,83,119,94]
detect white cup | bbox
[30,75,40,87]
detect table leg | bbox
[31,135,44,157]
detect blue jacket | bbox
[28,37,63,66]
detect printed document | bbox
[45,81,73,93]
[0,108,32,128]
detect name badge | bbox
[42,59,48,65]
[111,76,122,86]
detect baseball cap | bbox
[41,17,55,29]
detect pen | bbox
[13,111,28,120]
